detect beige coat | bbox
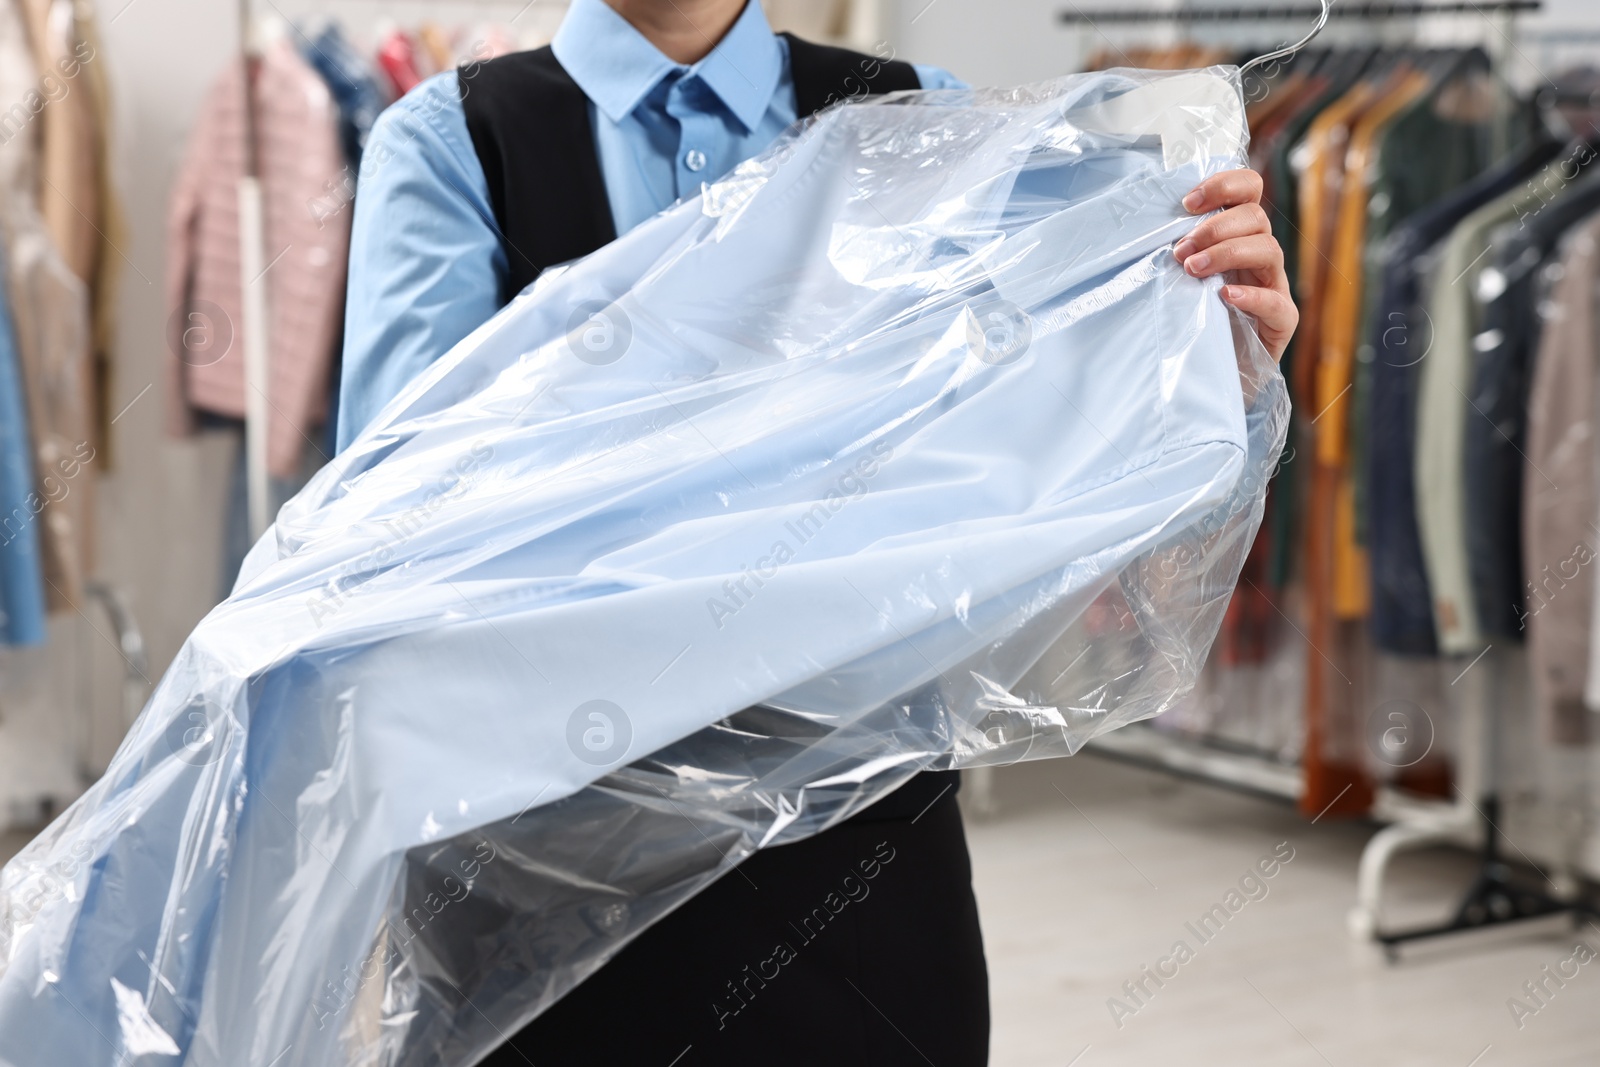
[22,0,122,462]
[1524,214,1600,745]
[0,0,93,608]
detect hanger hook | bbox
[1238,0,1332,78]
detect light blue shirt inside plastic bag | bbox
[0,68,1288,1067]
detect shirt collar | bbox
[551,0,783,133]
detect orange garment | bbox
[1082,44,1219,71]
[1293,73,1406,821]
[1316,71,1430,469]
[1291,80,1379,413]
[417,22,454,75]
[1318,71,1430,620]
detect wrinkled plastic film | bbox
[0,68,1286,1067]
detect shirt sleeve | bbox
[912,64,968,91]
[336,72,506,451]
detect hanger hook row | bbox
[1238,0,1333,78]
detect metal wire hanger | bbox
[1239,0,1333,77]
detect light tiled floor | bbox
[967,754,1600,1067]
[2,760,1595,1066]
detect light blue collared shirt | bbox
[336,0,964,449]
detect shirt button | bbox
[684,148,707,172]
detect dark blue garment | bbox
[0,236,47,646]
[1366,138,1563,655]
[299,23,386,167]
[1465,169,1600,639]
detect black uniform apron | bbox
[455,36,990,1066]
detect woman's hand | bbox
[1172,170,1298,361]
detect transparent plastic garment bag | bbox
[0,67,1287,1066]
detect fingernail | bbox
[1173,239,1197,261]
[1186,253,1210,275]
[1183,191,1204,212]
[1224,285,1240,301]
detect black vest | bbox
[460,34,920,302]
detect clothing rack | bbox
[1034,0,1600,958]
[1056,1,1541,24]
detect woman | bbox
[337,2,1298,1063]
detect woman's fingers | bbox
[1223,283,1294,320]
[1174,203,1271,262]
[1223,284,1300,354]
[1182,169,1264,213]
[1180,233,1284,280]
[1178,168,1298,361]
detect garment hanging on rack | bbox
[20,0,120,466]
[1416,170,1586,652]
[299,22,387,168]
[377,26,424,96]
[1466,173,1600,639]
[1324,57,1507,800]
[21,0,97,297]
[164,36,347,480]
[1081,44,1233,71]
[1525,210,1600,745]
[1259,60,1358,593]
[1296,66,1402,816]
[1367,134,1565,656]
[416,21,453,75]
[1068,41,1600,796]
[296,21,384,467]
[0,0,92,612]
[1319,71,1436,618]
[78,4,121,466]
[1157,46,1550,801]
[1325,57,1508,616]
[1349,58,1508,537]
[0,234,47,647]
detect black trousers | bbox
[479,772,989,1067]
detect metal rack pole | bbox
[1057,1,1541,24]
[238,0,272,541]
